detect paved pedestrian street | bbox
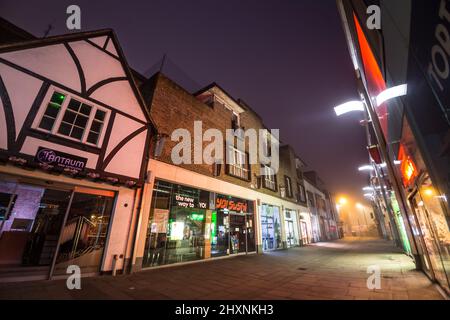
[0,238,444,300]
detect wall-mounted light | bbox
[358,165,374,171]
[334,100,365,116]
[376,84,408,107]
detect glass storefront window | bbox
[0,180,71,275]
[261,204,282,251]
[412,176,450,293]
[143,181,255,267]
[284,209,299,247]
[0,177,114,278]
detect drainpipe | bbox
[122,187,142,274]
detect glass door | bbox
[0,180,71,279]
[229,213,247,254]
[285,220,295,247]
[301,221,309,244]
[52,189,114,276]
[261,209,275,251]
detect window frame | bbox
[297,183,306,203]
[284,175,293,198]
[262,165,277,191]
[226,145,250,181]
[33,87,110,147]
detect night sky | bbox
[1,0,370,203]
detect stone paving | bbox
[0,237,444,300]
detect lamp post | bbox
[334,82,408,248]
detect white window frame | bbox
[285,176,292,197]
[227,146,248,180]
[33,86,110,147]
[262,165,276,190]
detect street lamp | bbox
[358,165,374,171]
[334,84,408,117]
[334,101,364,116]
[333,85,408,246]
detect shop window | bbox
[36,89,109,146]
[261,204,282,250]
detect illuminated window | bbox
[37,89,109,146]
[38,92,66,131]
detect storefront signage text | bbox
[35,147,87,171]
[174,194,207,209]
[216,197,248,212]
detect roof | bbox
[0,17,35,44]
[0,26,157,132]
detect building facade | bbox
[337,0,450,295]
[129,73,332,271]
[0,19,342,280]
[0,30,155,281]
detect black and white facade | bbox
[0,30,155,281]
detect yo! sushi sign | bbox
[35,147,87,171]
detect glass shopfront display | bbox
[409,175,450,293]
[143,180,256,268]
[284,209,299,247]
[215,194,256,256]
[0,175,115,279]
[261,204,282,251]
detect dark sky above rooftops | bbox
[1,0,370,203]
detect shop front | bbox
[260,204,283,251]
[399,142,450,294]
[299,211,312,245]
[0,173,116,280]
[284,209,300,247]
[142,180,256,268]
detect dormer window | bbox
[231,112,240,130]
[35,88,109,147]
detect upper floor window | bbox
[262,165,277,191]
[58,99,92,140]
[297,183,306,203]
[284,175,293,198]
[231,112,240,130]
[36,90,109,146]
[226,146,249,180]
[38,92,66,132]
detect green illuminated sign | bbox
[190,213,204,221]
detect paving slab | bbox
[0,237,444,300]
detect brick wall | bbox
[141,73,305,205]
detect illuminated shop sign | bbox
[353,13,388,139]
[35,147,87,170]
[398,145,418,188]
[173,193,208,209]
[215,194,252,213]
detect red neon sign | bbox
[398,145,418,187]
